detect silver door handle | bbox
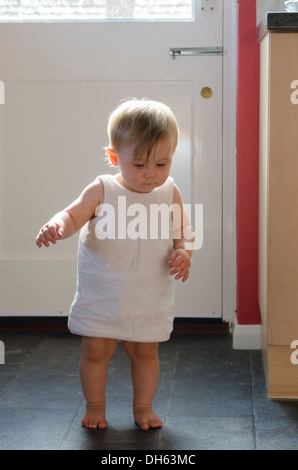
[169,47,223,60]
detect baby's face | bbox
[116,137,175,193]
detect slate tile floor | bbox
[1,330,298,450]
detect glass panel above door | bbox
[0,0,194,22]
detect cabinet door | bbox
[268,33,298,346]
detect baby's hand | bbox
[168,249,191,283]
[36,223,64,248]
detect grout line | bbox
[58,395,85,450]
[249,351,257,450]
[162,335,182,430]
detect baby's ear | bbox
[106,149,118,167]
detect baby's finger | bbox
[168,251,177,267]
[42,228,57,244]
[174,269,185,280]
[35,236,42,248]
[36,232,50,247]
[169,257,185,273]
[175,267,189,281]
[39,226,58,245]
[48,225,61,242]
[170,265,183,276]
[170,261,187,276]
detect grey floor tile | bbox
[167,380,253,418]
[254,394,298,432]
[0,332,46,376]
[0,406,77,450]
[0,371,82,409]
[19,333,82,373]
[159,425,255,450]
[174,335,251,384]
[256,430,298,450]
[162,415,256,449]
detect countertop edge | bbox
[257,12,298,41]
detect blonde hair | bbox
[107,98,179,160]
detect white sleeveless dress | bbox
[68,174,175,342]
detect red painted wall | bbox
[236,0,261,325]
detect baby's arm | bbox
[36,178,103,248]
[168,185,195,282]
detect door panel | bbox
[0,2,223,317]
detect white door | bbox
[0,0,223,318]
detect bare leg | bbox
[79,337,117,428]
[123,341,162,430]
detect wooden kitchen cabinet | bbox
[258,15,298,399]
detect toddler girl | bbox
[36,99,193,431]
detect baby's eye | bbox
[156,163,166,167]
[133,163,144,168]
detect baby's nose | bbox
[144,166,155,177]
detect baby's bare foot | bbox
[81,403,107,429]
[134,405,163,431]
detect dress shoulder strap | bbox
[155,176,175,205]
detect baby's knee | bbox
[124,341,159,363]
[82,337,117,362]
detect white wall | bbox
[257,0,287,25]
